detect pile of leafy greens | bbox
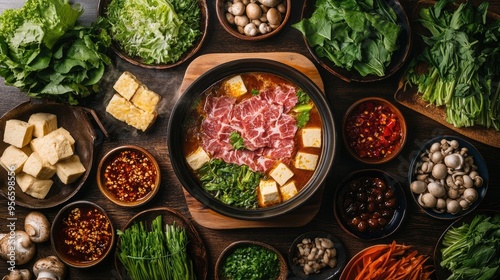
[198,159,262,209]
[440,213,500,280]
[0,0,111,105]
[105,0,202,65]
[222,245,281,280]
[405,0,500,130]
[292,0,402,77]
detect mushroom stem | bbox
[24,212,50,243]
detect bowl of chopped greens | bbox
[215,240,288,280]
[98,0,208,69]
[114,207,208,280]
[434,209,500,280]
[293,0,412,83]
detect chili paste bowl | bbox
[343,97,407,164]
[167,58,337,220]
[96,145,161,207]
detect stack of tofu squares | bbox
[0,113,86,199]
[106,71,161,131]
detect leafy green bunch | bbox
[0,0,111,104]
[405,0,500,130]
[293,0,402,77]
[106,0,202,65]
[222,245,281,280]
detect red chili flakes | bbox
[62,206,112,262]
[104,150,157,202]
[345,101,402,159]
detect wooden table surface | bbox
[1,0,499,279]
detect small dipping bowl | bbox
[51,200,115,268]
[97,145,161,207]
[333,169,407,240]
[343,97,407,164]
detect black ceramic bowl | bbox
[333,169,407,240]
[168,59,337,220]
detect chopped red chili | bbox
[61,206,112,262]
[345,101,402,160]
[103,150,157,202]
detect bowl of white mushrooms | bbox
[408,136,488,219]
[216,0,291,41]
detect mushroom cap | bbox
[2,269,31,280]
[0,231,36,265]
[24,211,50,243]
[33,256,66,280]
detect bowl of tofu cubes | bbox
[0,102,98,209]
[168,58,338,220]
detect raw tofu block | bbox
[131,85,161,114]
[224,75,247,97]
[0,145,30,173]
[186,147,210,170]
[3,119,34,148]
[294,152,319,171]
[269,162,294,186]
[106,94,157,131]
[37,133,74,165]
[22,152,56,179]
[113,71,140,100]
[302,127,322,148]
[28,113,57,138]
[280,181,298,201]
[49,127,75,146]
[258,179,281,207]
[55,155,86,184]
[30,138,42,155]
[16,173,53,199]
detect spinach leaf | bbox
[222,245,280,280]
[229,131,246,150]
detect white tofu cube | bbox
[113,71,141,100]
[224,75,247,97]
[37,133,74,165]
[258,179,281,207]
[131,85,161,114]
[280,181,298,201]
[28,113,57,138]
[186,147,210,170]
[49,127,75,146]
[3,119,34,148]
[0,145,30,173]
[23,152,56,179]
[302,127,322,148]
[294,152,319,171]
[16,173,53,199]
[56,155,86,184]
[269,162,294,186]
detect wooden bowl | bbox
[51,200,115,268]
[0,102,102,209]
[298,0,411,82]
[288,231,346,279]
[98,0,208,69]
[216,0,291,41]
[115,207,208,280]
[333,169,407,240]
[343,97,407,164]
[215,240,288,280]
[97,145,160,207]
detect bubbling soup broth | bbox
[182,72,323,209]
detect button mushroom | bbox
[2,269,30,280]
[258,0,281,7]
[24,212,50,243]
[33,256,66,280]
[0,231,36,265]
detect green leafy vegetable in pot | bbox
[440,213,500,280]
[222,244,281,280]
[0,0,111,105]
[117,215,197,280]
[292,0,402,77]
[105,0,202,65]
[404,0,500,130]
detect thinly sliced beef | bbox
[201,84,299,173]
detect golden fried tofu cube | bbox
[28,113,57,138]
[3,119,34,148]
[106,94,157,131]
[131,85,161,114]
[113,71,141,100]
